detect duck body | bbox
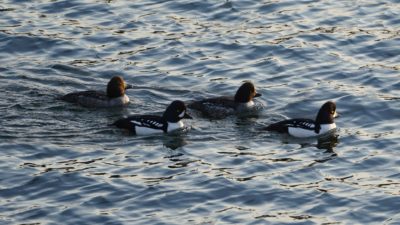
[61,90,129,108]
[113,100,192,135]
[266,118,336,138]
[188,82,261,119]
[188,96,237,118]
[113,115,184,135]
[265,101,337,138]
[61,76,131,108]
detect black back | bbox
[113,115,167,134]
[265,118,318,133]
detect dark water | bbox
[1,0,399,224]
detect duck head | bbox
[163,100,193,123]
[107,76,132,98]
[234,81,261,103]
[315,101,337,125]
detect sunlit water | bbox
[1,0,399,224]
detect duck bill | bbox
[254,93,262,98]
[183,113,193,119]
[334,111,340,118]
[125,84,133,90]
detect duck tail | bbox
[264,122,288,133]
[111,118,133,130]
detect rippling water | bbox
[1,0,399,224]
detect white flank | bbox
[131,121,185,135]
[289,123,336,138]
[135,126,164,135]
[167,121,184,132]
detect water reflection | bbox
[162,133,188,150]
[234,115,260,140]
[316,134,339,152]
[284,130,339,152]
[307,135,339,167]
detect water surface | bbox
[1,0,400,224]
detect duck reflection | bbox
[306,134,339,166]
[317,134,339,153]
[297,132,339,151]
[162,133,188,150]
[234,114,260,138]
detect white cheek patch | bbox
[178,111,185,118]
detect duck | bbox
[187,81,262,119]
[113,100,192,135]
[264,101,338,138]
[61,76,132,108]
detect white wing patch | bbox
[147,120,163,128]
[127,118,187,135]
[130,120,163,128]
[297,121,315,129]
[129,118,166,135]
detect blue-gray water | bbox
[1,0,399,224]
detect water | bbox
[1,0,399,224]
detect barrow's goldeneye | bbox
[264,101,338,138]
[61,76,132,108]
[188,81,262,119]
[113,100,192,135]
